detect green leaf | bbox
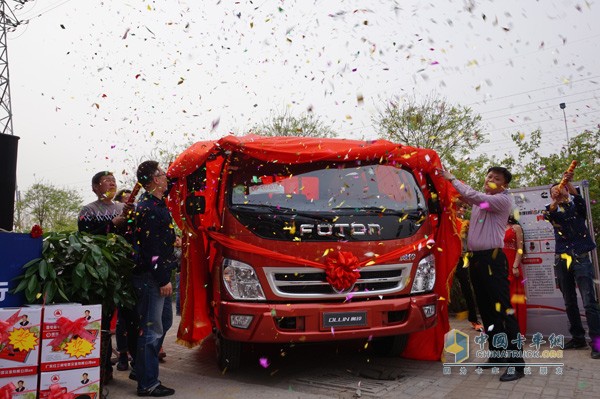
[21,257,42,270]
[68,234,82,251]
[85,264,99,279]
[74,262,85,278]
[48,263,57,279]
[97,263,109,281]
[12,277,29,294]
[27,275,38,293]
[45,281,56,302]
[57,284,69,301]
[81,275,92,291]
[24,261,41,277]
[39,260,48,280]
[101,248,115,264]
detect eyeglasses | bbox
[154,172,166,178]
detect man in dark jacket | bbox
[131,161,176,397]
[544,171,600,359]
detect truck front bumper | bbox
[218,293,438,343]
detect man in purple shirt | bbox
[440,166,525,382]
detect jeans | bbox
[132,273,168,392]
[159,294,173,349]
[554,252,600,340]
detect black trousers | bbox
[469,249,524,368]
[455,257,479,323]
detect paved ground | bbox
[105,311,600,398]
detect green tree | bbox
[253,108,337,138]
[17,182,83,232]
[373,92,486,161]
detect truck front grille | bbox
[264,264,411,299]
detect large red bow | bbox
[48,317,96,348]
[0,310,21,347]
[0,382,15,399]
[325,251,361,291]
[48,384,74,399]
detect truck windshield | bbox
[229,158,426,214]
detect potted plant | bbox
[12,230,136,390]
[13,231,135,312]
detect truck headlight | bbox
[410,254,436,293]
[222,259,266,300]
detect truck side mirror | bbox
[186,195,206,215]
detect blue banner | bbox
[0,232,42,307]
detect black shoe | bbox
[129,371,137,381]
[564,338,587,350]
[591,350,600,359]
[137,384,175,397]
[499,368,524,382]
[116,360,129,371]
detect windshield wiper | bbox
[230,204,330,222]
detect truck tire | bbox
[371,334,408,357]
[215,333,242,371]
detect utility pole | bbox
[0,0,32,231]
[0,0,21,135]
[559,102,571,156]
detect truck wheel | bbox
[371,334,408,356]
[215,333,242,371]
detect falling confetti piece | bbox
[479,202,490,210]
[511,294,526,304]
[560,253,572,269]
[211,117,220,131]
[259,357,270,368]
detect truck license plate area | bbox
[323,311,367,328]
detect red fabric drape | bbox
[167,135,461,360]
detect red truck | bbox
[168,135,459,369]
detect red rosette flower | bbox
[325,251,361,292]
[30,224,43,238]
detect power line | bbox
[479,90,600,119]
[483,109,600,134]
[477,123,598,153]
[13,0,73,22]
[466,75,600,107]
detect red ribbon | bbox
[0,382,15,399]
[0,310,21,347]
[325,251,361,291]
[48,384,74,399]
[48,316,96,348]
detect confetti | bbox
[560,253,572,269]
[259,357,270,368]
